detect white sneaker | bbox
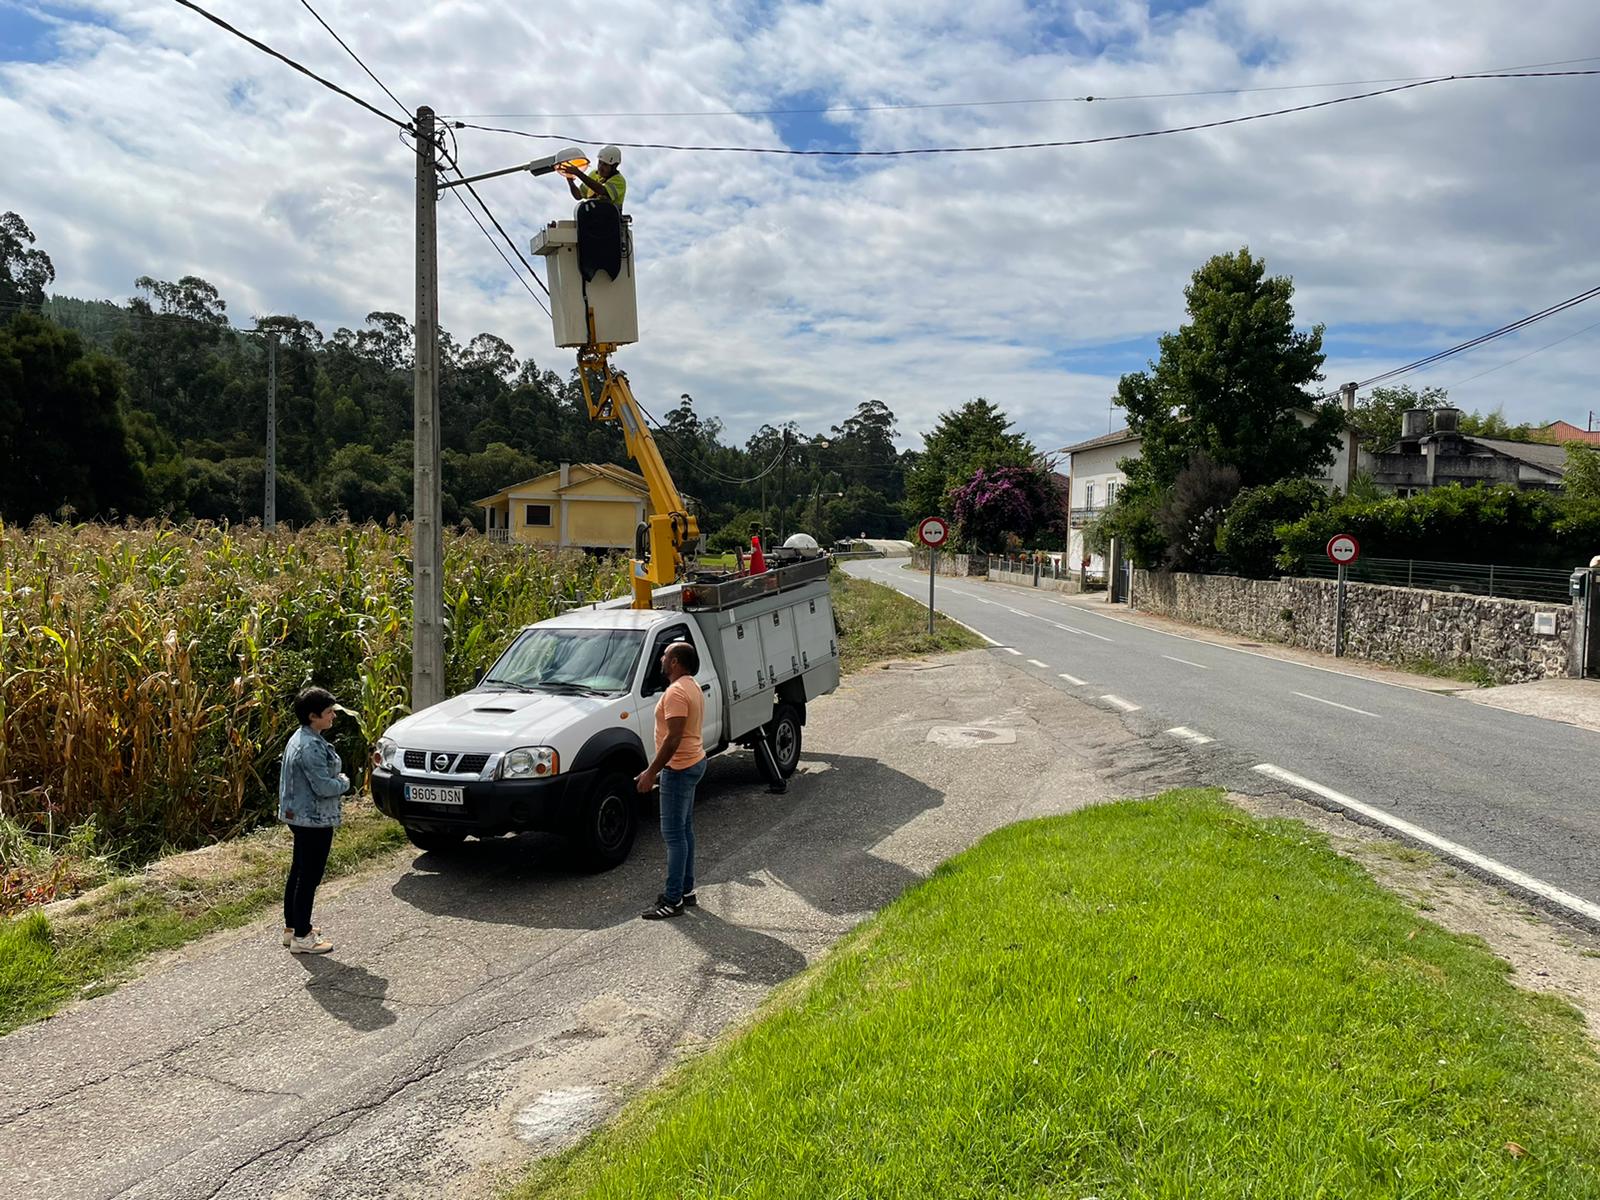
[289,932,334,954]
[282,925,321,947]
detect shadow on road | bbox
[674,907,808,987]
[296,956,398,1031]
[387,750,942,940]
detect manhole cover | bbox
[926,726,1017,746]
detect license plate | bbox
[406,784,465,806]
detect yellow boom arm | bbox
[575,347,700,609]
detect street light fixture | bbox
[437,146,589,191]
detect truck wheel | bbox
[577,768,638,870]
[404,826,466,854]
[768,703,803,778]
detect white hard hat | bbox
[598,145,622,166]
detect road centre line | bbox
[1100,695,1141,712]
[1026,659,1050,669]
[1048,621,1115,643]
[1058,672,1088,685]
[1252,764,1600,927]
[1161,654,1210,669]
[1292,691,1379,718]
[1166,726,1215,745]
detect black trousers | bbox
[283,824,335,938]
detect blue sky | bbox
[3,0,1599,455]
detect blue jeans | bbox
[658,759,706,905]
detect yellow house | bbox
[475,462,651,552]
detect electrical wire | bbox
[447,70,1599,158]
[440,55,1600,120]
[168,0,409,130]
[630,397,793,484]
[1355,283,1600,388]
[296,0,410,120]
[1440,316,1600,391]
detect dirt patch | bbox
[1228,790,1600,1044]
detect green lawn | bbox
[0,803,404,1034]
[512,791,1600,1199]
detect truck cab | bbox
[370,556,838,868]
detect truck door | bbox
[637,623,724,754]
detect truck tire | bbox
[576,768,638,870]
[404,826,467,854]
[768,703,803,778]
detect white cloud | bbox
[3,0,1598,456]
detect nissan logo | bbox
[433,753,450,772]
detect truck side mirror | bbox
[473,666,486,686]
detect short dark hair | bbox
[295,686,338,725]
[665,641,699,675]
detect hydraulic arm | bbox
[575,346,699,609]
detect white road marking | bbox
[1166,726,1215,745]
[947,617,1000,646]
[1058,672,1088,686]
[1048,621,1115,643]
[1026,659,1050,669]
[1292,691,1379,718]
[1251,764,1600,927]
[1002,647,1023,656]
[1100,695,1141,712]
[1161,654,1210,670]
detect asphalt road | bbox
[849,558,1600,916]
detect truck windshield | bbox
[483,627,645,694]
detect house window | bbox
[1106,480,1118,504]
[1084,482,1095,509]
[525,503,552,527]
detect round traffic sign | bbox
[917,516,949,548]
[1326,533,1360,565]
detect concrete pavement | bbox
[0,655,1161,1200]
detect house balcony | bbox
[1069,505,1103,528]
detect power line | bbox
[447,70,1599,158]
[168,0,409,130]
[1355,283,1600,389]
[296,0,410,121]
[440,55,1600,121]
[1440,316,1600,391]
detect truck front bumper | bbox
[370,767,596,837]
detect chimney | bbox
[559,461,571,488]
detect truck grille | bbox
[403,750,490,775]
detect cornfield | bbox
[0,520,628,858]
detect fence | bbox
[1296,556,1572,603]
[987,555,1105,585]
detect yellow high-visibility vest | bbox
[582,172,626,211]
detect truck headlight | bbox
[372,736,398,770]
[501,746,559,779]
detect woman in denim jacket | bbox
[279,686,351,954]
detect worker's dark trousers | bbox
[284,824,335,938]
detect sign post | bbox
[917,517,950,635]
[1326,534,1360,657]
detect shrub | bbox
[1218,478,1328,577]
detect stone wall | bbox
[988,568,1081,593]
[1132,570,1573,683]
[910,549,988,577]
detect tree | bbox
[1155,451,1240,572]
[1117,248,1340,496]
[1,212,55,310]
[0,312,142,521]
[1217,477,1328,577]
[903,398,1033,520]
[949,464,1066,552]
[1348,384,1450,451]
[1563,442,1600,506]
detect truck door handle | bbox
[701,683,711,693]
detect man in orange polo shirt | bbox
[637,640,706,919]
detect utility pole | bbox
[412,106,446,712]
[778,427,791,540]
[264,332,278,531]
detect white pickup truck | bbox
[370,555,840,867]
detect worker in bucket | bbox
[559,145,626,211]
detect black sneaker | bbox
[682,891,698,907]
[642,897,684,920]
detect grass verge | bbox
[512,790,1600,1199]
[832,572,983,673]
[1396,654,1502,688]
[0,801,404,1036]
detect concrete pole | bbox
[1339,381,1359,492]
[264,333,278,531]
[412,106,446,712]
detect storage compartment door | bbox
[790,592,838,672]
[759,606,801,686]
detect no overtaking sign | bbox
[918,517,949,548]
[1326,534,1360,565]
